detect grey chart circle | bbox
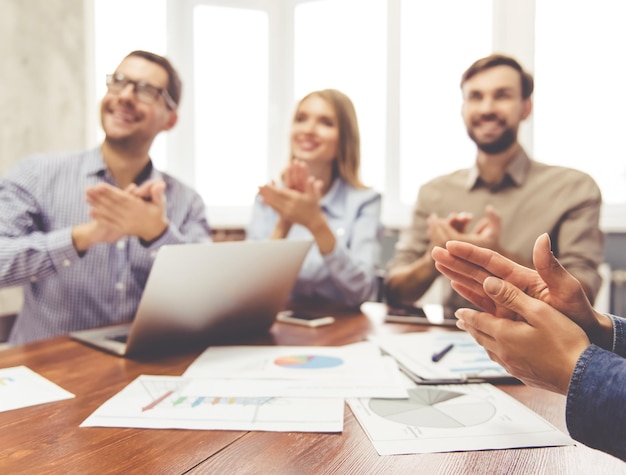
[369,387,496,428]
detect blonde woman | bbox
[247,89,382,307]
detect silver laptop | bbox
[70,239,312,357]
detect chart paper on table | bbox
[347,383,573,455]
[370,331,516,384]
[81,375,344,433]
[183,341,407,398]
[0,366,74,412]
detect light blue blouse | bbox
[246,178,382,307]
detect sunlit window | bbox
[294,0,387,194]
[534,0,626,206]
[193,5,269,207]
[91,0,626,231]
[93,0,166,168]
[399,0,492,205]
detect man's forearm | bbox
[385,254,440,305]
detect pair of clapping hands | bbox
[257,160,325,231]
[431,233,613,395]
[72,180,168,252]
[427,205,501,252]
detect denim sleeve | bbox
[566,338,626,461]
[609,314,626,357]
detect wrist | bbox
[272,218,292,239]
[71,224,95,252]
[588,311,615,350]
[140,221,168,245]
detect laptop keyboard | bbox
[107,334,128,343]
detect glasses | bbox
[105,73,176,110]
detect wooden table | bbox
[0,305,624,474]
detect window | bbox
[91,0,626,231]
[92,0,167,168]
[294,0,387,194]
[534,0,626,230]
[193,5,269,210]
[398,0,492,206]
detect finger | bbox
[485,204,501,221]
[427,213,439,225]
[445,240,533,286]
[449,213,472,233]
[450,277,522,320]
[450,281,497,314]
[150,181,166,207]
[89,208,121,228]
[131,181,154,198]
[432,247,492,285]
[434,261,492,306]
[306,177,323,201]
[258,186,290,213]
[482,276,548,327]
[454,308,501,350]
[86,188,120,208]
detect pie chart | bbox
[369,387,496,428]
[274,355,343,369]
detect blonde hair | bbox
[290,89,366,189]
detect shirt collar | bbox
[84,147,158,185]
[466,148,531,191]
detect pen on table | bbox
[431,343,454,362]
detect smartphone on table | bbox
[276,310,335,327]
[384,304,457,326]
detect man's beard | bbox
[467,115,517,154]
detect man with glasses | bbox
[0,50,211,345]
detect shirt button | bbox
[62,259,71,267]
[336,227,345,236]
[115,282,125,291]
[117,241,126,250]
[30,276,37,283]
[151,251,158,259]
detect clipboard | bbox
[369,331,517,384]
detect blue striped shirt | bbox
[0,147,211,344]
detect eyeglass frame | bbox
[105,73,177,110]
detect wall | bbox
[0,0,87,318]
[0,0,87,175]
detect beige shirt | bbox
[389,149,604,310]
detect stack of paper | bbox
[80,341,407,433]
[370,330,516,384]
[81,338,573,456]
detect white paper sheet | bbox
[370,331,514,383]
[81,375,344,433]
[0,366,74,412]
[183,341,408,398]
[347,382,573,455]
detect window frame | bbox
[88,0,626,231]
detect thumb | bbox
[483,276,539,324]
[532,233,572,288]
[307,177,323,200]
[150,181,167,207]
